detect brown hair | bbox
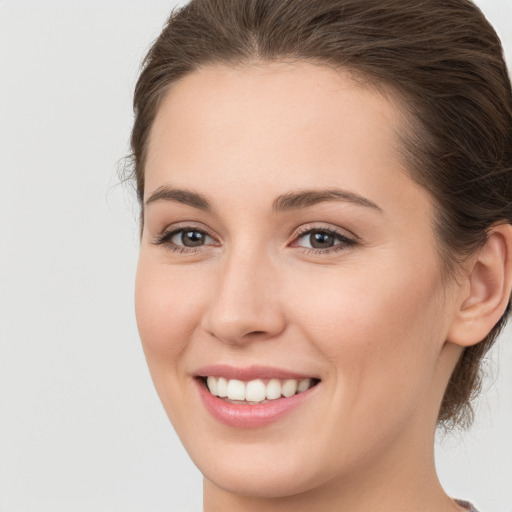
[129,0,512,429]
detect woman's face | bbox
[136,62,461,498]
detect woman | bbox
[129,0,512,510]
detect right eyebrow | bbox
[144,186,212,211]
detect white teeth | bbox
[266,378,282,400]
[245,379,266,402]
[206,376,218,396]
[217,377,228,398]
[282,379,298,397]
[297,378,311,393]
[227,379,245,400]
[205,376,316,403]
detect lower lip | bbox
[195,378,319,428]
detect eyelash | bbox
[152,224,357,255]
[152,223,217,254]
[291,225,357,254]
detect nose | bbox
[201,245,286,345]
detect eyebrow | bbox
[272,188,382,213]
[144,185,382,213]
[145,186,211,210]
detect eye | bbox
[153,225,217,252]
[170,229,212,247]
[292,227,356,253]
[299,231,337,249]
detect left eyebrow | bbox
[272,188,382,213]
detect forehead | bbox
[147,62,404,159]
[144,61,428,219]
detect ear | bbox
[447,224,512,347]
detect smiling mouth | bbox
[199,376,321,405]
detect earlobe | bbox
[447,224,512,347]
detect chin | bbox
[180,430,334,500]
[201,459,323,499]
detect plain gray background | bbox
[0,1,511,511]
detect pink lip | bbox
[194,364,316,381]
[194,375,320,429]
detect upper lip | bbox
[194,364,319,381]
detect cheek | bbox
[134,254,203,372]
[285,258,446,417]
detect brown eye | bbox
[309,231,336,249]
[171,229,210,247]
[294,228,355,252]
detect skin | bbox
[135,62,509,512]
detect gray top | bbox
[455,499,480,512]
